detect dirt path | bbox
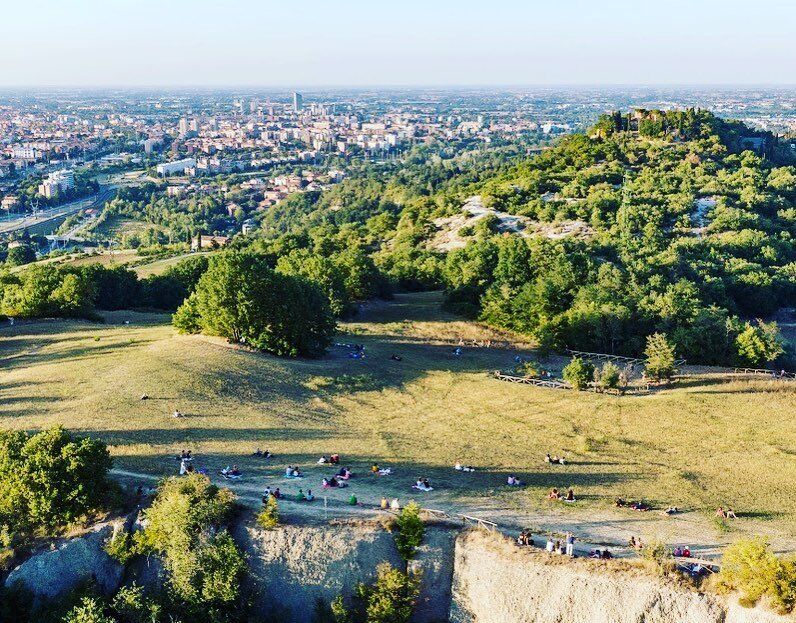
[110,467,718,561]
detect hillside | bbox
[2,292,796,554]
[257,109,796,369]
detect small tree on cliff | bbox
[393,501,424,562]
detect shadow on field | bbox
[83,427,334,446]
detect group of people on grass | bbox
[615,498,649,512]
[413,478,433,492]
[544,532,577,556]
[716,506,738,519]
[548,487,576,502]
[544,453,566,465]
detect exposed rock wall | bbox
[5,524,124,603]
[410,526,457,623]
[235,520,404,623]
[450,529,794,623]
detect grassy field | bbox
[1,292,795,550]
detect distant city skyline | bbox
[4,0,795,87]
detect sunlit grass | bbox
[0,292,794,544]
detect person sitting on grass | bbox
[726,507,737,519]
[348,494,358,506]
[548,488,561,500]
[629,536,643,550]
[507,475,523,486]
[413,478,433,492]
[296,488,305,502]
[371,463,380,474]
[221,465,241,479]
[273,487,281,499]
[291,467,303,478]
[253,448,272,458]
[305,489,315,502]
[330,454,340,465]
[318,456,329,465]
[262,487,272,503]
[285,466,293,477]
[337,467,352,480]
[715,506,726,519]
[564,488,576,502]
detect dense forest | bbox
[252,109,796,367]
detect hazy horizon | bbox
[5,0,795,88]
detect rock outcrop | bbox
[5,524,124,603]
[235,520,404,623]
[450,529,794,623]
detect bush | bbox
[63,596,115,623]
[256,497,280,530]
[641,539,675,575]
[595,362,621,390]
[0,427,113,534]
[393,502,424,562]
[717,537,796,613]
[104,530,136,565]
[133,474,244,618]
[562,357,595,390]
[333,563,420,623]
[645,333,676,382]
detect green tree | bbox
[256,496,280,530]
[393,501,424,561]
[64,596,115,623]
[644,333,676,382]
[5,245,36,267]
[562,357,595,391]
[596,362,621,390]
[174,251,336,357]
[0,427,112,533]
[735,321,784,367]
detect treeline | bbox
[0,257,209,320]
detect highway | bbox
[0,187,117,236]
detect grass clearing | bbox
[0,292,794,551]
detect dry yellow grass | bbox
[0,292,795,548]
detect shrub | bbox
[641,539,675,575]
[133,474,244,617]
[357,563,420,623]
[393,502,424,562]
[717,537,796,613]
[334,563,420,623]
[104,529,136,564]
[596,362,621,390]
[0,427,113,534]
[645,333,676,382]
[562,357,594,390]
[256,496,280,530]
[63,596,115,623]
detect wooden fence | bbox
[493,371,569,389]
[733,367,796,380]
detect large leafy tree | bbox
[174,251,336,357]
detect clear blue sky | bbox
[4,0,795,87]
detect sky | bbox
[3,0,795,87]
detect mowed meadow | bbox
[1,291,795,544]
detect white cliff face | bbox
[7,517,794,623]
[450,530,792,623]
[5,524,124,603]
